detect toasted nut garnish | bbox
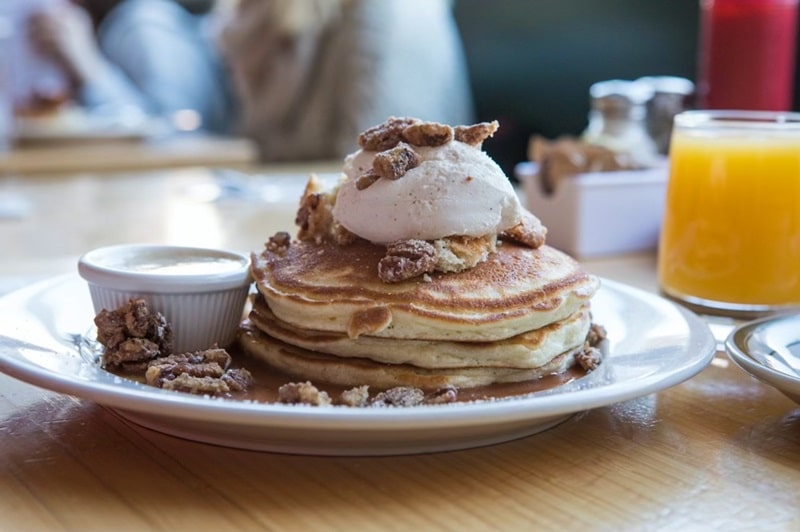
[373,142,421,180]
[266,231,291,255]
[402,122,454,147]
[500,209,547,249]
[358,117,421,151]
[356,169,381,190]
[378,239,438,283]
[454,121,499,147]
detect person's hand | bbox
[28,4,107,87]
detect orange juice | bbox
[658,111,800,313]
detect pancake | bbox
[252,239,599,342]
[248,294,592,369]
[238,323,582,389]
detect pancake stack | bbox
[238,117,601,390]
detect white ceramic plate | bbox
[15,106,166,143]
[725,314,800,404]
[0,275,715,456]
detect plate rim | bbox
[725,313,800,394]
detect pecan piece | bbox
[124,298,153,338]
[295,182,336,244]
[161,373,231,395]
[340,385,370,407]
[145,361,225,387]
[586,323,608,347]
[356,169,380,190]
[500,209,548,249]
[96,298,173,368]
[575,345,602,372]
[266,231,291,255]
[103,337,161,368]
[402,122,454,147]
[278,381,332,406]
[377,239,438,283]
[221,368,254,392]
[369,386,425,407]
[372,142,420,180]
[295,190,320,233]
[94,308,128,350]
[454,120,499,147]
[358,117,421,151]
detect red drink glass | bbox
[697,0,799,111]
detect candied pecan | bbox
[500,209,547,249]
[340,385,370,407]
[402,122,454,147]
[377,239,438,283]
[295,175,337,244]
[358,117,421,151]
[454,120,499,147]
[162,373,231,395]
[586,323,608,347]
[266,231,291,255]
[124,298,152,338]
[94,308,127,349]
[103,337,161,368]
[372,142,420,180]
[221,368,253,392]
[145,361,225,386]
[151,348,231,369]
[576,346,602,372]
[424,385,459,405]
[295,190,319,232]
[278,381,332,406]
[95,298,171,354]
[148,313,173,355]
[356,169,381,190]
[370,387,425,407]
[144,346,251,394]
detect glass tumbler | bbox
[658,110,800,318]
[697,0,799,111]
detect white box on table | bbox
[515,160,669,258]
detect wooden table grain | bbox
[1,167,798,531]
[2,134,259,175]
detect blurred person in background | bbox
[218,0,474,161]
[27,0,234,132]
[26,0,474,160]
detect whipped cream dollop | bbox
[332,141,522,244]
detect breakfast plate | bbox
[0,274,715,455]
[725,313,800,404]
[14,106,167,143]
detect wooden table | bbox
[1,134,258,175]
[1,167,798,530]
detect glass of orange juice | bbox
[658,110,800,318]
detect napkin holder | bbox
[515,159,669,258]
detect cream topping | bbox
[332,141,522,244]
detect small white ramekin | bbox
[78,244,253,354]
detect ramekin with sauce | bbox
[78,244,252,353]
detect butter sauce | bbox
[125,256,246,275]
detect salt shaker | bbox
[581,79,659,168]
[637,76,695,155]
